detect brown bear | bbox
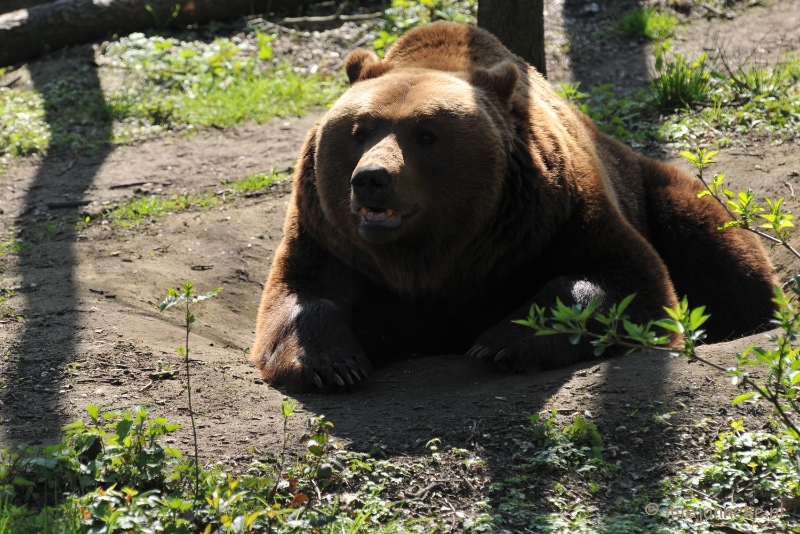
[251,22,777,392]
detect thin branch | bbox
[697,170,800,260]
[185,298,200,498]
[543,325,800,443]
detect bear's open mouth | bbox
[360,206,402,228]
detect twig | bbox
[699,2,724,15]
[56,160,75,176]
[275,4,382,27]
[785,181,795,198]
[409,482,441,500]
[108,181,156,189]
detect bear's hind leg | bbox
[641,159,778,342]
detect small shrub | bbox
[651,40,712,110]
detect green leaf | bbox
[164,446,183,459]
[654,319,683,333]
[87,404,100,423]
[194,288,222,302]
[617,293,636,314]
[731,392,755,405]
[116,419,132,442]
[281,399,296,419]
[689,306,710,329]
[158,291,183,313]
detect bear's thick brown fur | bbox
[252,22,777,392]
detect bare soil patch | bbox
[1,0,800,528]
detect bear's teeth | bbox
[360,207,395,217]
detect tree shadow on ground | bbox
[3,44,113,444]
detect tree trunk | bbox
[0,0,319,67]
[477,0,546,77]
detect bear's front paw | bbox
[253,298,373,392]
[267,342,372,392]
[467,320,588,372]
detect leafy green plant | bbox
[372,30,399,58]
[382,0,476,34]
[573,84,654,142]
[555,82,588,103]
[0,402,437,532]
[613,7,677,40]
[158,282,222,497]
[659,421,798,531]
[518,411,605,471]
[651,40,712,110]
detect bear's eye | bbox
[419,131,435,144]
[353,130,367,143]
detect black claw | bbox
[359,365,370,378]
[467,345,481,357]
[343,371,354,385]
[494,349,508,362]
[313,373,324,389]
[476,347,492,359]
[348,366,362,381]
[333,373,345,387]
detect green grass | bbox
[104,170,286,226]
[0,91,50,157]
[659,51,800,147]
[613,7,677,40]
[108,193,220,226]
[0,222,69,261]
[556,44,800,150]
[0,33,346,157]
[0,230,33,258]
[221,169,284,193]
[108,65,343,135]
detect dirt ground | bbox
[2,0,800,527]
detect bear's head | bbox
[296,23,573,296]
[313,53,520,250]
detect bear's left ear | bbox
[345,49,391,85]
[470,61,519,103]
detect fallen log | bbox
[0,0,322,67]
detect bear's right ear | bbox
[345,49,391,85]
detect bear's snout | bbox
[351,165,393,204]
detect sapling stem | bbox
[183,294,200,499]
[158,282,221,499]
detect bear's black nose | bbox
[351,165,392,201]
